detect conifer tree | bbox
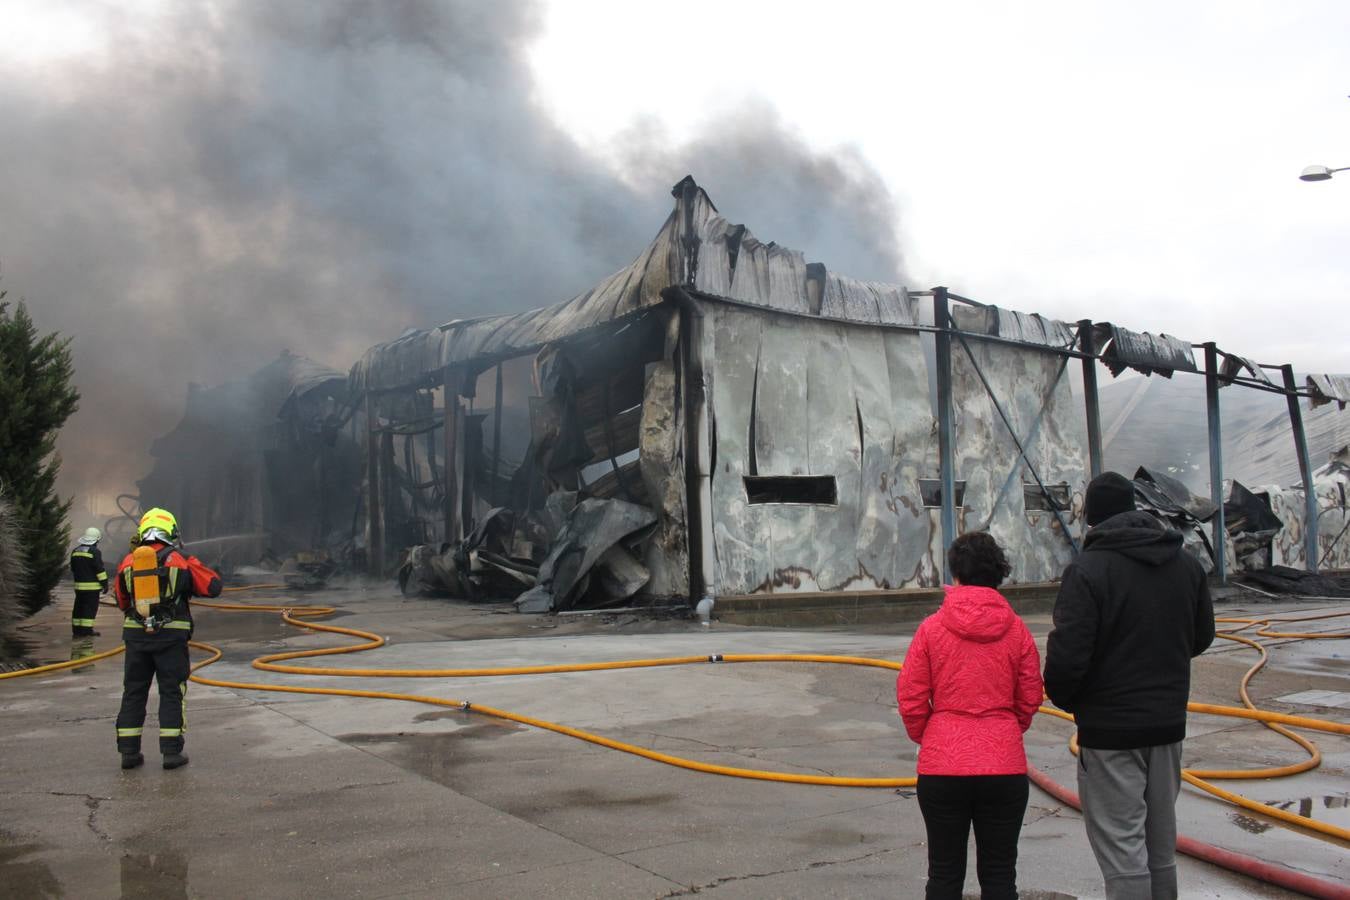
[0,292,80,615]
[0,488,24,627]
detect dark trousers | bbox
[115,636,190,754]
[916,773,1029,900]
[72,590,101,635]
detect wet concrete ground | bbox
[0,586,1345,899]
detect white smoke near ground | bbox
[1,0,906,523]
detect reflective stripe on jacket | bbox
[70,545,109,591]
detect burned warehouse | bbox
[134,177,1350,609]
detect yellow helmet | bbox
[137,507,179,543]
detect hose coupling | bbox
[708,654,723,663]
[459,700,472,711]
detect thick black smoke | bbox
[611,103,906,284]
[1,0,905,520]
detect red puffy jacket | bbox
[896,584,1043,775]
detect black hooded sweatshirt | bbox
[1044,510,1215,749]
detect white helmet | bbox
[79,527,102,545]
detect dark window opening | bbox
[1024,482,1071,512]
[744,475,837,505]
[919,478,967,509]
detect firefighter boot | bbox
[163,752,189,770]
[121,752,144,770]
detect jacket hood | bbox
[1083,510,1183,566]
[937,584,1015,643]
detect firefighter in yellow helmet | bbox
[69,526,109,636]
[111,508,222,770]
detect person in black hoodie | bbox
[1044,472,1214,900]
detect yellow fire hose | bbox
[4,593,1347,839]
[0,584,289,680]
[195,596,1350,845]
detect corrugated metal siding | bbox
[949,331,1087,583]
[706,303,937,594]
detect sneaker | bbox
[162,753,189,770]
[120,753,144,770]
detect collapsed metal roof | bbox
[349,176,1089,395]
[1307,373,1350,409]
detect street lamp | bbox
[1299,164,1350,182]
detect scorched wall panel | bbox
[706,304,935,594]
[949,335,1087,583]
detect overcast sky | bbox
[3,0,1348,512]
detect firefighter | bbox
[113,508,222,771]
[69,527,109,636]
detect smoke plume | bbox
[0,0,906,524]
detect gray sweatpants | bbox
[1077,742,1183,900]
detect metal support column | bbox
[380,430,396,553]
[1281,365,1319,572]
[933,286,957,583]
[442,366,461,545]
[490,362,504,505]
[1078,319,1104,479]
[1202,343,1227,583]
[364,392,383,576]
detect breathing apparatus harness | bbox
[125,539,187,635]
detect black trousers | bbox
[115,635,190,754]
[916,773,1029,900]
[72,590,102,635]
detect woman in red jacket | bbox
[897,532,1043,900]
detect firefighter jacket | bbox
[114,542,223,637]
[70,544,109,593]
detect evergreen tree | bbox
[0,487,24,627]
[0,293,80,615]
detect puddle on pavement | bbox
[1268,652,1347,680]
[0,628,113,673]
[0,832,62,899]
[340,722,527,788]
[502,787,682,819]
[192,610,294,642]
[120,847,189,899]
[342,717,525,745]
[1231,791,1350,834]
[342,728,521,793]
[0,630,45,671]
[413,709,472,723]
